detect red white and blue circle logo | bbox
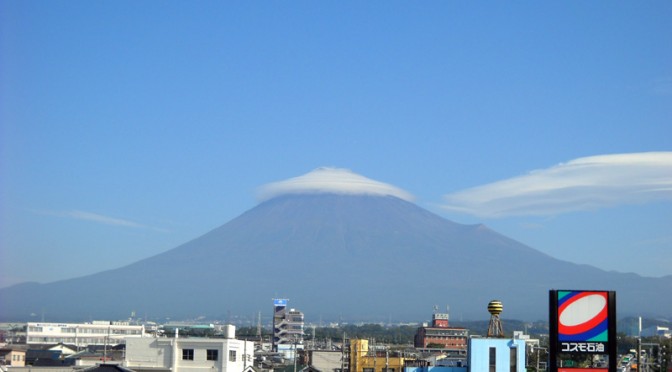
[558,291,609,342]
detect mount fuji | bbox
[1,168,670,322]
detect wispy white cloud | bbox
[35,209,169,232]
[65,210,146,228]
[441,152,672,217]
[257,167,414,202]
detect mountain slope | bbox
[1,194,669,322]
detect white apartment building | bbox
[27,321,145,347]
[124,326,254,372]
[272,299,304,360]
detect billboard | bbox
[549,290,616,372]
[273,298,288,306]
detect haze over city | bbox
[1,2,671,291]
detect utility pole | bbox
[257,312,262,345]
[341,333,346,372]
[385,349,389,372]
[638,317,643,372]
[293,335,298,372]
[373,338,376,372]
[104,324,110,363]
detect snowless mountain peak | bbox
[257,167,415,202]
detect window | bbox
[363,369,374,372]
[489,347,496,372]
[207,349,218,361]
[510,347,517,372]
[182,349,194,360]
[229,350,236,362]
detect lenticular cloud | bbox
[441,152,672,218]
[257,167,414,202]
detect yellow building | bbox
[349,339,408,372]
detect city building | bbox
[467,338,526,372]
[403,337,526,372]
[304,350,343,372]
[414,311,468,359]
[349,338,407,372]
[124,325,254,372]
[272,299,304,359]
[0,345,27,367]
[27,322,145,347]
[0,323,26,344]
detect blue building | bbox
[404,337,526,372]
[468,338,526,372]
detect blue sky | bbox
[1,2,671,288]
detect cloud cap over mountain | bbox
[441,152,672,217]
[257,167,414,202]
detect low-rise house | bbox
[0,345,27,367]
[47,343,79,357]
[25,349,65,366]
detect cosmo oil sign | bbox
[549,290,617,372]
